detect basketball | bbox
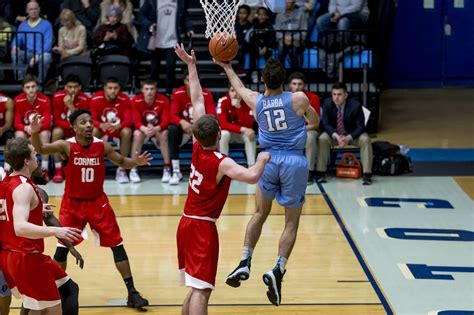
[208,33,239,62]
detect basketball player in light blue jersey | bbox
[214,58,318,306]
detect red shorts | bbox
[177,216,219,289]
[0,251,68,310]
[60,193,123,247]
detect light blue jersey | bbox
[255,91,308,208]
[255,92,307,151]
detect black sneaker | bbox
[315,172,327,184]
[307,171,315,185]
[226,257,251,288]
[262,265,285,306]
[362,173,372,185]
[127,291,149,309]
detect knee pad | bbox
[54,246,70,263]
[111,245,128,263]
[59,279,79,315]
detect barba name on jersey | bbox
[262,98,284,110]
[73,157,100,166]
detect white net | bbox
[200,0,241,41]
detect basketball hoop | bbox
[199,0,241,42]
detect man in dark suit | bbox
[316,82,373,184]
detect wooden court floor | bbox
[8,178,472,314]
[10,194,386,314]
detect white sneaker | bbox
[169,171,182,185]
[161,169,171,183]
[115,168,129,183]
[129,169,141,183]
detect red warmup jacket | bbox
[131,93,170,130]
[52,90,90,131]
[14,92,51,132]
[169,86,216,125]
[89,91,132,129]
[217,93,254,134]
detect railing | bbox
[245,29,378,96]
[0,31,46,89]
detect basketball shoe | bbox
[263,265,285,306]
[226,257,251,288]
[127,290,149,309]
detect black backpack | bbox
[372,141,413,175]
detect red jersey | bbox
[217,94,254,134]
[183,142,231,219]
[303,90,321,116]
[52,90,90,132]
[0,175,44,253]
[170,86,216,125]
[90,91,132,130]
[131,93,170,130]
[13,92,51,132]
[0,93,10,127]
[64,137,105,199]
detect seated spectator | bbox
[130,79,170,183]
[316,82,372,185]
[218,86,257,166]
[99,0,134,30]
[316,0,369,33]
[10,1,53,84]
[247,6,276,82]
[0,91,14,172]
[168,70,216,185]
[288,72,320,184]
[51,74,90,183]
[63,0,101,31]
[94,5,133,57]
[90,77,132,183]
[13,74,52,180]
[0,17,13,60]
[275,0,307,68]
[235,5,252,76]
[53,9,88,60]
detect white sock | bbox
[241,246,253,261]
[276,256,288,273]
[55,162,62,169]
[41,160,48,169]
[4,162,11,171]
[172,160,180,173]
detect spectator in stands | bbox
[136,0,193,96]
[10,1,53,84]
[94,5,133,57]
[168,69,216,185]
[130,79,171,183]
[53,9,88,60]
[316,82,372,185]
[63,0,101,31]
[288,72,320,184]
[51,74,90,183]
[235,5,252,77]
[99,0,136,39]
[247,6,276,83]
[0,91,14,172]
[217,86,257,166]
[316,0,369,32]
[0,17,14,80]
[90,76,133,183]
[275,0,307,68]
[13,74,52,180]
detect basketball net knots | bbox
[200,0,241,42]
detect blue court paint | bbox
[408,149,474,162]
[323,177,474,315]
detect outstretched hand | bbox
[30,114,44,134]
[69,246,85,269]
[174,43,196,65]
[136,151,152,166]
[212,58,232,71]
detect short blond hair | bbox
[60,8,78,26]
